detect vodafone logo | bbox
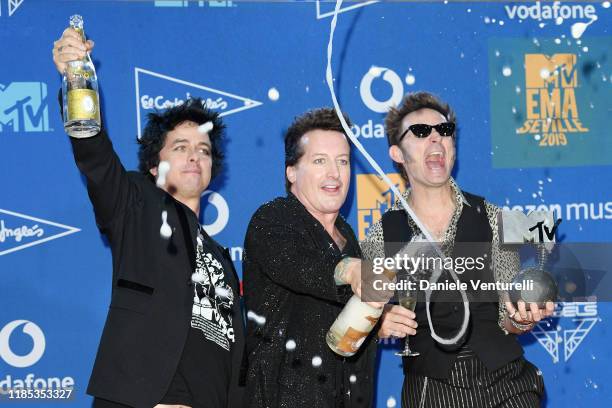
[201,190,229,236]
[360,66,404,113]
[0,320,45,368]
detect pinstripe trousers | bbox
[402,353,544,408]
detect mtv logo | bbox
[316,0,379,19]
[498,210,558,244]
[135,68,262,139]
[0,209,80,256]
[0,82,50,132]
[525,54,577,88]
[356,173,406,240]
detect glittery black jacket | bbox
[243,194,377,408]
[68,128,245,408]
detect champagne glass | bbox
[395,287,419,357]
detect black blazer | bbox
[242,194,377,408]
[69,130,245,408]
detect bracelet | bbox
[509,317,534,332]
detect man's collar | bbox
[449,178,471,207]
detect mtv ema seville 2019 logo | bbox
[488,38,612,168]
[356,173,406,241]
[516,53,588,146]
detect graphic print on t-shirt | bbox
[191,231,235,351]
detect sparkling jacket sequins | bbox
[243,193,377,408]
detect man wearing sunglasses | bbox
[362,92,553,407]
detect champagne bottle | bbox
[62,15,101,138]
[327,259,395,357]
[326,295,383,357]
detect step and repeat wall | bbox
[1,1,611,407]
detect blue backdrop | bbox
[1,1,611,407]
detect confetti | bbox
[197,121,214,134]
[160,210,172,239]
[285,339,297,351]
[247,310,267,326]
[268,87,280,101]
[156,161,170,188]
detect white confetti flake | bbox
[156,161,170,188]
[502,66,512,77]
[571,17,597,40]
[603,1,611,9]
[554,38,561,44]
[311,355,322,367]
[268,87,280,101]
[191,272,205,284]
[540,68,550,79]
[582,46,589,52]
[197,121,214,134]
[534,134,541,141]
[386,397,397,408]
[349,374,357,383]
[369,66,383,76]
[160,210,172,239]
[405,74,416,86]
[215,286,231,299]
[556,17,564,25]
[285,339,297,351]
[247,310,267,326]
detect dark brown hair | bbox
[385,92,456,181]
[284,108,352,192]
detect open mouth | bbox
[321,184,341,193]
[425,151,445,171]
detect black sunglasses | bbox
[398,122,455,141]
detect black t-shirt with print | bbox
[160,228,235,408]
